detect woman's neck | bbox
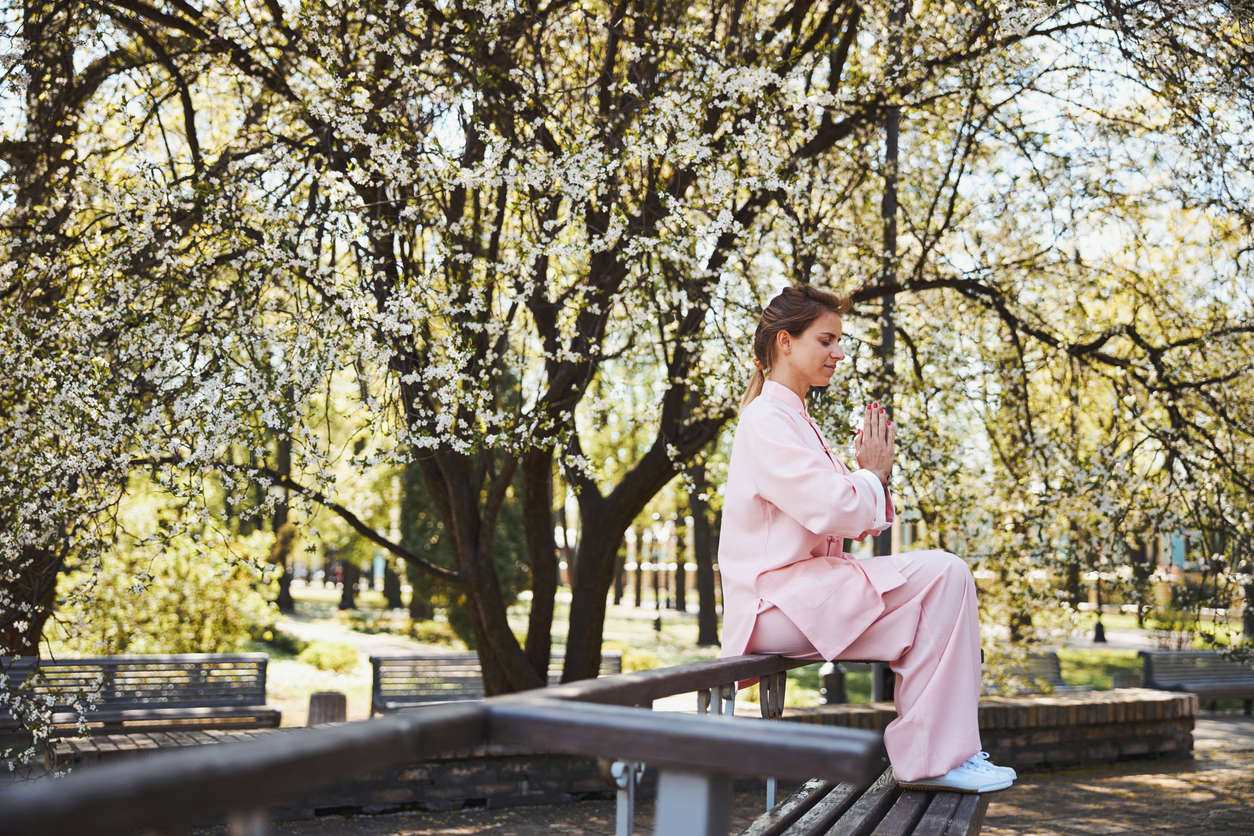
[767,369,809,402]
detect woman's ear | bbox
[775,330,791,356]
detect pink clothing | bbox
[718,380,902,664]
[746,550,983,782]
[718,380,984,781]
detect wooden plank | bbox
[913,793,962,835]
[869,789,932,835]
[828,772,898,836]
[940,793,990,836]
[520,654,815,706]
[786,773,880,833]
[740,778,833,836]
[488,698,887,784]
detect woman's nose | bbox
[832,344,845,361]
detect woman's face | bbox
[777,310,845,388]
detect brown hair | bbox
[740,284,850,410]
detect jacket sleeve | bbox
[741,406,891,539]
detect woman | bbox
[718,284,1015,793]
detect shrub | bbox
[253,628,308,658]
[297,641,359,673]
[407,619,464,647]
[47,533,278,655]
[602,640,659,673]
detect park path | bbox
[276,613,436,656]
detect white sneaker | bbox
[971,750,1016,780]
[898,753,1016,794]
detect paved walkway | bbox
[257,714,1254,835]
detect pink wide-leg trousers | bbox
[745,550,982,782]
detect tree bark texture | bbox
[689,465,721,646]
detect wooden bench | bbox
[743,767,990,835]
[983,651,1090,696]
[823,651,1081,703]
[1140,649,1254,714]
[0,653,280,739]
[369,650,624,714]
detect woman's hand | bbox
[853,402,894,485]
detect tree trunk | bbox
[406,562,435,621]
[382,559,403,609]
[0,546,62,656]
[612,546,625,605]
[1064,560,1083,608]
[673,518,687,613]
[269,523,297,615]
[423,451,544,695]
[874,0,907,559]
[689,465,720,646]
[634,532,644,608]
[520,448,557,680]
[562,523,622,681]
[338,561,359,610]
[1128,539,1152,628]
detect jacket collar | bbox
[761,379,808,415]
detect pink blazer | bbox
[718,381,906,666]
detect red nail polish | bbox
[872,402,878,408]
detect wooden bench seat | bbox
[1140,649,1254,714]
[369,650,623,715]
[743,767,990,836]
[0,653,280,739]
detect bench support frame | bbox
[654,768,731,836]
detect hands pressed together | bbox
[853,402,894,486]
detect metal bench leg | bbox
[654,768,730,836]
[612,760,645,836]
[759,671,786,812]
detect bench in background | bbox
[369,650,624,715]
[0,653,280,739]
[1140,649,1254,714]
[983,651,1091,696]
[822,651,1085,704]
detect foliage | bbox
[601,639,660,674]
[250,628,308,659]
[46,535,278,657]
[406,619,465,648]
[296,641,360,674]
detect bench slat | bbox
[829,774,898,836]
[869,789,930,835]
[786,772,878,832]
[741,778,834,836]
[912,793,961,835]
[940,794,990,836]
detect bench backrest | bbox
[1141,650,1254,686]
[983,651,1065,695]
[0,653,269,718]
[370,651,624,703]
